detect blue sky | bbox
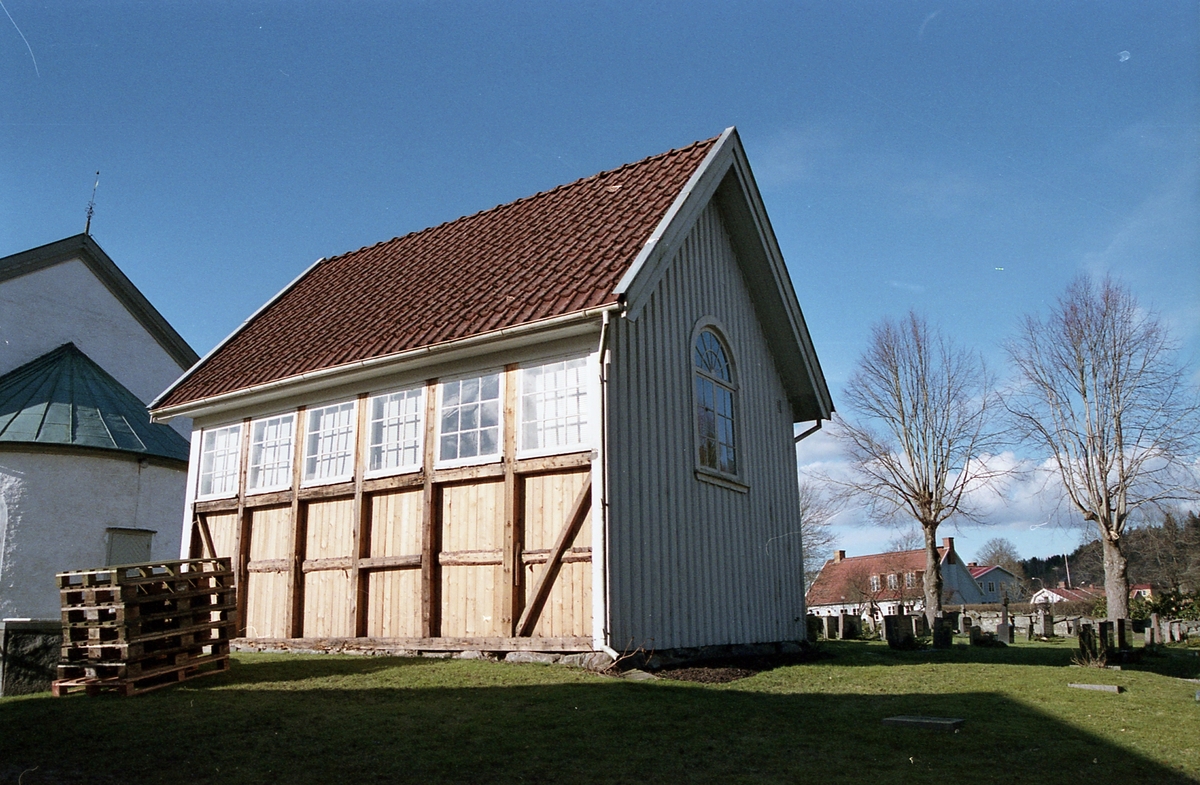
[3,1,1197,563]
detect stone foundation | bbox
[1,620,62,696]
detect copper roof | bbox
[806,547,951,607]
[158,136,719,409]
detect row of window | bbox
[868,572,922,592]
[196,357,590,499]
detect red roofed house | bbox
[967,563,1023,603]
[805,538,985,625]
[151,128,833,659]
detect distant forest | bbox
[1020,511,1200,592]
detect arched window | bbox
[694,328,737,476]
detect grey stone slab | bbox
[1069,683,1124,693]
[882,715,965,731]
[621,669,657,681]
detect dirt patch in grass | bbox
[657,666,759,683]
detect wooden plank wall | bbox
[190,372,594,648]
[606,200,807,650]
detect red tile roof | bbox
[157,136,719,409]
[969,565,995,579]
[806,547,950,607]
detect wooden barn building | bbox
[151,128,832,658]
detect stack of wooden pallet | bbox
[53,557,235,696]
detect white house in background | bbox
[151,128,833,657]
[806,538,986,624]
[0,235,198,620]
[1029,584,1104,606]
[967,563,1024,602]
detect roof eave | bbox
[615,127,833,423]
[0,234,199,370]
[151,302,621,422]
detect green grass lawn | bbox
[2,639,1197,784]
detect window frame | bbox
[869,574,881,592]
[887,573,899,590]
[364,385,426,479]
[691,320,744,491]
[195,422,242,500]
[515,353,593,460]
[301,399,358,487]
[434,369,505,469]
[246,411,297,494]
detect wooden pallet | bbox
[54,557,236,698]
[52,656,230,697]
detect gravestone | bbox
[932,617,953,649]
[884,615,915,649]
[1115,619,1131,650]
[911,614,929,638]
[996,622,1013,644]
[960,615,972,635]
[806,615,822,641]
[1078,623,1097,660]
[969,625,983,646]
[1026,618,1035,641]
[1039,611,1054,638]
[838,612,860,640]
[823,616,838,640]
[1148,614,1161,645]
[1098,621,1113,658]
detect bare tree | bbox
[1006,275,1200,619]
[834,312,1005,628]
[798,478,840,583]
[976,537,1025,579]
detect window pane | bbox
[304,401,356,482]
[519,358,588,452]
[694,330,736,476]
[367,388,423,473]
[199,424,241,497]
[439,373,501,462]
[248,414,294,490]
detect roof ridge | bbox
[321,136,720,266]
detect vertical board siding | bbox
[607,201,805,650]
[246,505,293,639]
[366,570,421,637]
[369,490,423,557]
[440,481,504,637]
[305,498,356,559]
[523,470,592,638]
[366,489,423,636]
[202,512,239,558]
[304,570,354,637]
[302,498,355,637]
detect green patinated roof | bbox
[0,343,189,461]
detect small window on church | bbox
[694,328,738,477]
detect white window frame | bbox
[301,400,357,487]
[987,581,996,594]
[247,412,296,494]
[435,370,504,469]
[869,574,881,592]
[196,423,242,500]
[516,354,592,459]
[905,572,916,589]
[365,385,426,479]
[691,320,743,490]
[888,573,899,590]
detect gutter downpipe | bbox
[595,306,621,661]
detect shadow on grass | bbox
[1,658,1195,785]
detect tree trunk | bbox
[922,525,943,628]
[1101,536,1129,619]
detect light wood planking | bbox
[440,480,504,637]
[303,569,355,637]
[370,490,423,558]
[366,570,421,637]
[305,498,356,559]
[202,512,239,559]
[522,471,592,638]
[244,505,293,639]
